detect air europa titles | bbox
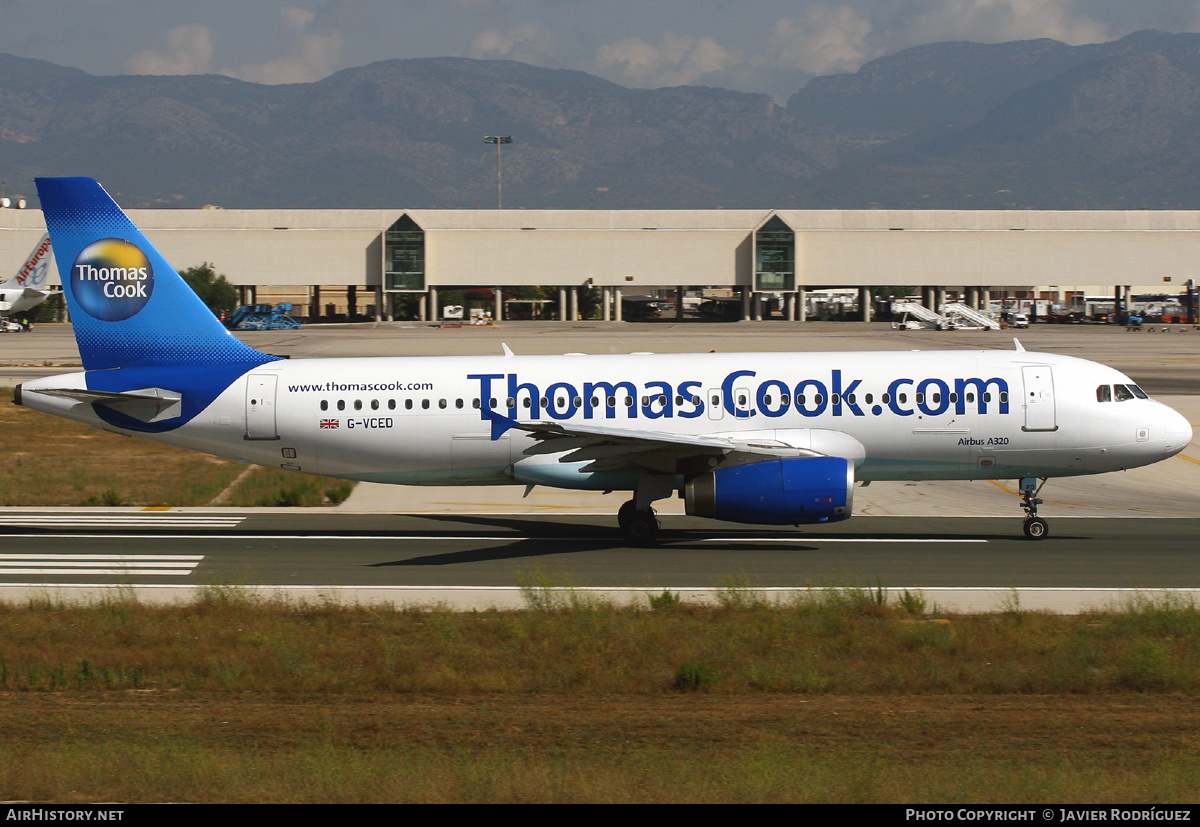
[468,370,1010,421]
[70,238,154,322]
[15,236,53,287]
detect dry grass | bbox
[222,466,354,507]
[0,592,1199,802]
[4,589,1198,696]
[0,387,352,507]
[2,694,1198,803]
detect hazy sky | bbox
[3,1,1199,101]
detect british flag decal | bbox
[320,419,339,429]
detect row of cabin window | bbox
[722,391,1003,407]
[318,389,1006,412]
[318,396,686,411]
[1096,383,1148,402]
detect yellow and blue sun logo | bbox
[70,238,154,321]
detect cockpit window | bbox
[1096,385,1111,403]
[1129,384,1148,399]
[1114,384,1135,402]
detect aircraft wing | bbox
[505,418,833,475]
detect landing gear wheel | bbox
[617,499,638,531]
[1023,517,1049,540]
[621,508,659,546]
[1018,477,1049,540]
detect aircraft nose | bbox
[1160,404,1193,458]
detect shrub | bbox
[673,658,719,691]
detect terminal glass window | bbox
[755,216,794,291]
[385,215,425,291]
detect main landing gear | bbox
[618,473,672,546]
[618,499,659,545]
[1019,476,1049,540]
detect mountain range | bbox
[3,30,1200,210]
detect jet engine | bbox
[684,456,854,525]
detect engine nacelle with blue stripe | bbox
[684,456,854,525]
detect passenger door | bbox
[1021,365,1057,432]
[245,373,279,440]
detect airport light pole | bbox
[483,135,513,209]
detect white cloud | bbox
[762,1,1112,81]
[594,32,743,88]
[908,0,1111,46]
[124,24,215,76]
[470,22,561,66]
[768,6,874,76]
[225,6,343,85]
[107,0,1144,96]
[281,7,315,32]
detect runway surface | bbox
[1,512,1198,612]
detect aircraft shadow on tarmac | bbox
[370,513,1007,567]
[373,514,635,566]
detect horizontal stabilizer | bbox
[30,386,183,423]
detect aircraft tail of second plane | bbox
[1,232,54,292]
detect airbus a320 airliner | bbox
[15,178,1194,542]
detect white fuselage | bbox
[0,288,51,315]
[20,348,1193,491]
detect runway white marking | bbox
[0,515,244,528]
[0,554,204,576]
[2,533,985,544]
[0,534,533,540]
[704,538,988,543]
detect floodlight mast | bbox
[483,135,513,208]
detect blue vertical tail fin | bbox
[35,177,276,372]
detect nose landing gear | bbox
[1020,477,1049,540]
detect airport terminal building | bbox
[3,205,1199,322]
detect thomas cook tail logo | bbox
[70,239,154,322]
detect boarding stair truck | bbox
[226,303,302,330]
[942,302,1001,330]
[890,301,950,330]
